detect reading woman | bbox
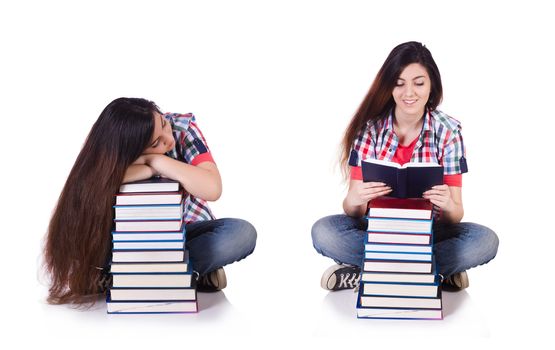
[311,41,498,291]
[44,97,256,304]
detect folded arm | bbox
[123,154,222,201]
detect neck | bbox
[393,106,425,130]
[393,107,425,146]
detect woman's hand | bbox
[346,181,392,207]
[343,180,392,217]
[423,185,464,223]
[422,184,452,211]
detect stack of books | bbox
[356,198,442,320]
[106,177,197,314]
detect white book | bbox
[112,231,185,241]
[111,262,189,274]
[112,240,185,250]
[119,178,180,193]
[115,192,183,205]
[357,308,442,319]
[364,260,432,273]
[112,273,192,288]
[365,243,432,253]
[109,288,196,301]
[107,300,197,314]
[365,251,432,262]
[367,232,431,245]
[362,282,439,298]
[112,250,184,263]
[115,219,183,232]
[367,218,432,233]
[361,272,436,284]
[114,202,183,220]
[360,295,442,309]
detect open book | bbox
[361,158,443,199]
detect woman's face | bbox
[392,63,431,119]
[143,112,175,154]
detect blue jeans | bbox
[311,215,499,277]
[185,218,257,276]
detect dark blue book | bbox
[362,159,443,199]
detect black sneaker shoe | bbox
[441,271,469,291]
[196,267,227,293]
[95,267,112,294]
[321,264,361,291]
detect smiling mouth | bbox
[403,100,417,106]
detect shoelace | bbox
[338,272,361,289]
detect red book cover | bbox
[368,198,433,220]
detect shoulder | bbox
[429,109,463,134]
[361,116,387,137]
[163,112,197,131]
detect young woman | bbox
[44,97,257,305]
[311,41,499,291]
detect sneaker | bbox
[95,267,112,294]
[321,264,361,291]
[196,267,227,292]
[442,271,469,291]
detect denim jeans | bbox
[185,218,257,276]
[311,215,499,277]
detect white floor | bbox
[28,285,488,347]
[13,258,533,349]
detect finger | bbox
[361,187,391,200]
[369,188,393,199]
[423,194,446,207]
[361,186,390,196]
[364,182,388,188]
[424,189,448,197]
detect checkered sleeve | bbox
[171,113,215,166]
[349,122,375,167]
[348,122,376,180]
[441,126,468,175]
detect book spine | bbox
[397,167,408,199]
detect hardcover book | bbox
[115,191,183,205]
[366,217,432,234]
[361,281,439,298]
[112,249,185,263]
[119,177,180,193]
[112,227,185,242]
[109,288,196,301]
[107,296,198,314]
[368,198,433,219]
[362,159,443,198]
[114,201,184,220]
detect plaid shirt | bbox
[349,108,468,177]
[164,112,216,223]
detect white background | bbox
[1,0,554,348]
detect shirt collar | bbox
[384,108,432,133]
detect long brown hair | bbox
[44,97,161,305]
[340,41,443,178]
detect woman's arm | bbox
[143,154,222,201]
[122,156,156,184]
[343,179,392,218]
[423,185,463,223]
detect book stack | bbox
[106,177,197,314]
[356,198,442,320]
